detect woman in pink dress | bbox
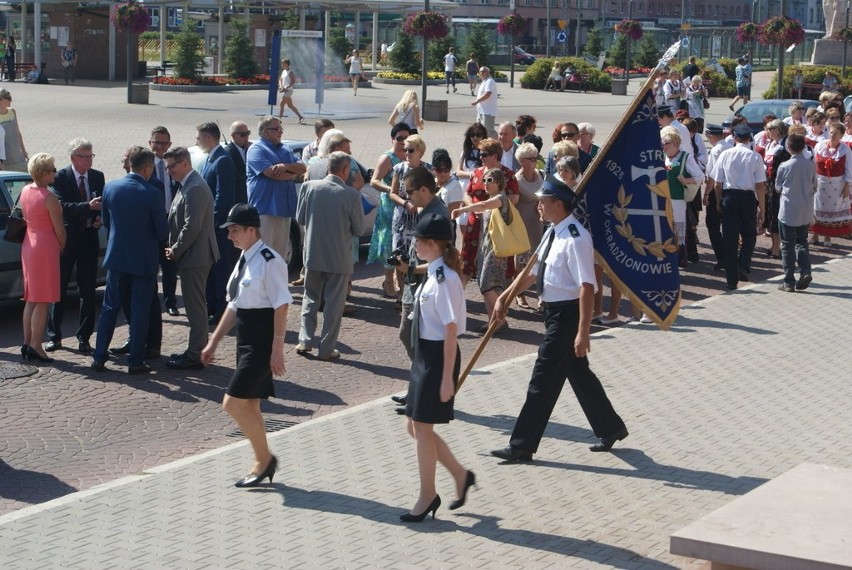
[20,153,65,362]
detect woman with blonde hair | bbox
[20,153,66,362]
[0,88,28,171]
[513,142,544,309]
[661,126,705,266]
[388,90,424,134]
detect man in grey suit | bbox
[295,152,365,361]
[497,122,521,171]
[164,146,220,370]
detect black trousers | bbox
[721,189,758,288]
[510,301,626,453]
[705,191,725,263]
[48,227,99,343]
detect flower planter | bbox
[129,82,149,104]
[423,99,448,122]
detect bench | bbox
[9,62,35,80]
[154,60,175,77]
[563,75,588,93]
[801,82,824,99]
[670,463,852,569]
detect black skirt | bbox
[405,338,461,424]
[227,308,275,400]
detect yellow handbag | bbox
[488,199,530,257]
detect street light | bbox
[625,0,634,84]
[843,0,850,79]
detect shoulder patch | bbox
[260,248,276,262]
[436,266,445,283]
[568,224,581,237]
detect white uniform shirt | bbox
[531,214,598,302]
[668,120,693,156]
[476,77,498,116]
[227,239,293,310]
[710,143,766,193]
[415,258,466,341]
[443,52,457,72]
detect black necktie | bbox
[228,255,246,301]
[536,230,556,296]
[410,284,422,348]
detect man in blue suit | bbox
[196,122,236,325]
[91,147,169,375]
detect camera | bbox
[386,246,410,267]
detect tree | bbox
[608,34,628,70]
[327,27,353,63]
[633,34,660,68]
[584,27,603,56]
[464,24,490,66]
[173,22,205,81]
[225,17,257,79]
[428,36,456,72]
[389,31,420,74]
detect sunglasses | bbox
[561,132,579,138]
[478,152,491,157]
[404,148,416,153]
[395,135,408,141]
[483,177,496,183]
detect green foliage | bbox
[464,24,491,67]
[173,22,204,81]
[702,69,736,98]
[584,27,603,56]
[633,35,660,69]
[607,34,628,69]
[428,36,457,72]
[762,65,849,99]
[140,31,175,40]
[224,18,257,79]
[279,9,300,30]
[389,31,420,74]
[715,58,738,79]
[520,57,612,91]
[327,27,353,62]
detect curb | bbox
[150,81,371,92]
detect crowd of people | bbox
[14,59,849,519]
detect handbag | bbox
[702,95,710,110]
[488,198,530,257]
[3,207,26,244]
[677,152,701,202]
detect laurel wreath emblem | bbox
[612,186,678,259]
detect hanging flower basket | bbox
[111,1,151,34]
[614,19,643,41]
[833,27,852,42]
[402,11,449,41]
[758,16,805,47]
[497,12,527,37]
[736,22,759,43]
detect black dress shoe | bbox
[110,342,131,355]
[167,307,180,316]
[395,407,406,415]
[490,445,533,462]
[391,395,407,405]
[737,268,750,282]
[166,355,204,370]
[45,340,62,352]
[235,455,278,487]
[128,364,152,375]
[589,427,629,452]
[77,339,93,353]
[90,360,106,372]
[169,351,186,360]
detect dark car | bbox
[513,46,536,65]
[0,171,107,301]
[723,99,820,134]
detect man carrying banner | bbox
[489,176,628,463]
[710,122,766,290]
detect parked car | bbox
[188,140,379,276]
[0,171,107,302]
[513,46,536,65]
[722,99,820,135]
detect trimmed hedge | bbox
[520,57,612,91]
[762,65,850,99]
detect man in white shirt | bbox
[443,47,457,94]
[702,124,733,271]
[471,66,497,138]
[657,106,693,156]
[497,122,520,171]
[711,123,766,290]
[148,126,179,316]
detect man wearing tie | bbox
[165,147,220,370]
[227,121,251,205]
[91,147,168,375]
[196,122,236,325]
[149,126,180,317]
[46,138,105,353]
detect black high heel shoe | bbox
[26,346,54,363]
[400,495,441,522]
[234,455,278,487]
[21,345,29,361]
[449,471,477,511]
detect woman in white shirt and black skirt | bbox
[401,213,475,522]
[202,204,292,488]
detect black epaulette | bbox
[260,248,275,261]
[568,224,580,237]
[436,266,445,283]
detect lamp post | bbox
[843,0,850,79]
[624,0,633,84]
[546,0,551,57]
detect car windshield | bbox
[738,103,787,124]
[6,179,30,207]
